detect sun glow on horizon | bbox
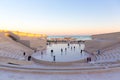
[0,0,120,35]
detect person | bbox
[65,48,67,51]
[23,52,26,56]
[68,43,70,46]
[74,46,75,50]
[98,50,100,54]
[46,43,49,45]
[81,50,83,53]
[71,47,72,50]
[74,46,75,49]
[28,56,31,61]
[41,51,43,55]
[53,56,56,62]
[61,48,63,52]
[87,57,91,62]
[51,50,53,53]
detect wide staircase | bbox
[0,33,33,65]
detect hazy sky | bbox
[0,0,120,35]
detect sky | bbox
[0,0,120,35]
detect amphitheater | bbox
[0,31,120,80]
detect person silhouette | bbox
[53,56,56,62]
[74,46,75,49]
[51,50,53,53]
[41,51,43,55]
[61,48,63,52]
[23,52,26,56]
[65,48,67,51]
[28,56,31,61]
[68,43,70,46]
[71,47,72,50]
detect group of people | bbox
[23,52,31,61]
[33,41,90,63]
[50,43,86,62]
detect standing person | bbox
[28,56,31,61]
[61,48,63,52]
[51,50,53,53]
[81,50,83,53]
[65,48,67,51]
[74,46,75,49]
[68,43,70,46]
[71,46,72,50]
[41,51,43,55]
[73,46,75,51]
[87,57,91,62]
[23,52,26,56]
[53,56,56,62]
[51,50,53,57]
[98,50,100,54]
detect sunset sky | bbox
[0,0,120,35]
